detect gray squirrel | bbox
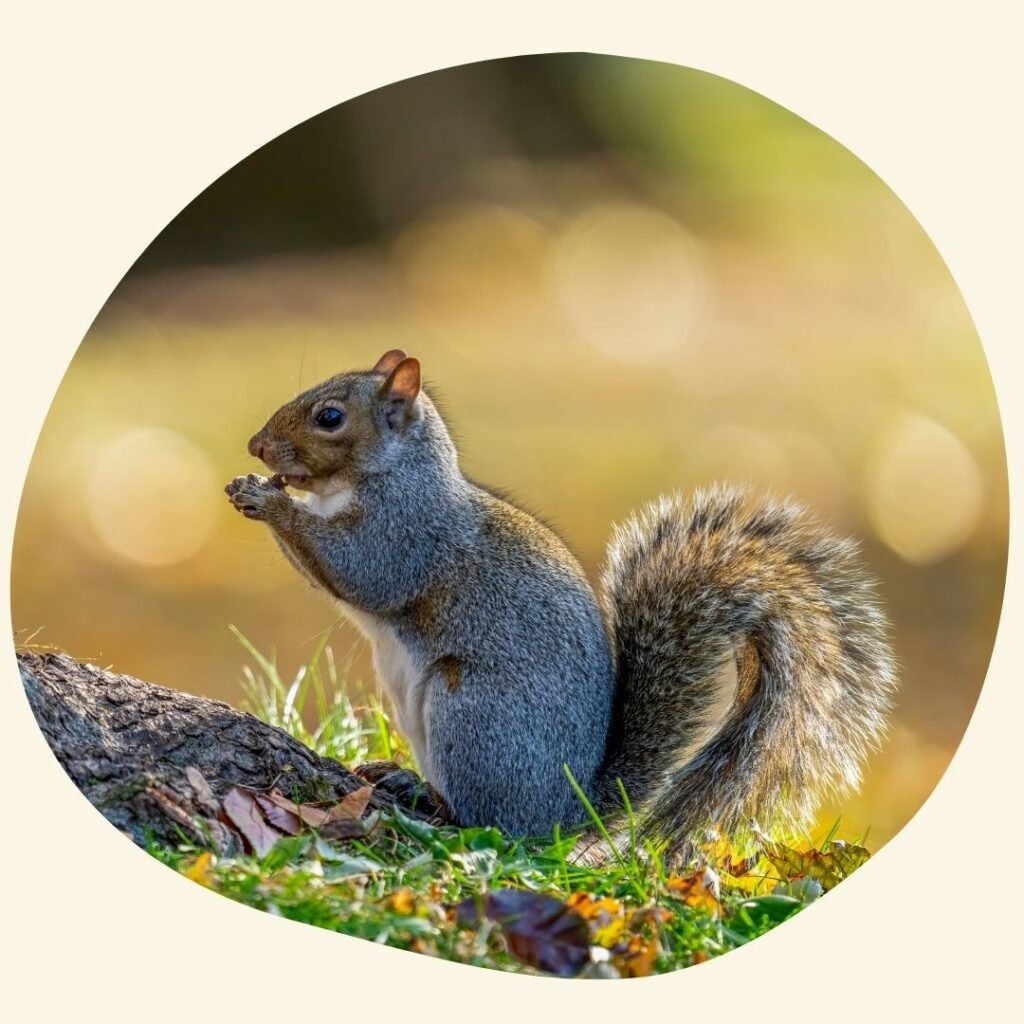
[226,349,896,859]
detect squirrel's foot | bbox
[225,473,289,521]
[354,760,453,824]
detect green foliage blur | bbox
[12,55,1006,848]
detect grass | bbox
[151,630,864,977]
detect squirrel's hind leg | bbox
[354,760,454,824]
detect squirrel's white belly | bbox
[338,602,431,776]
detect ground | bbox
[148,630,871,978]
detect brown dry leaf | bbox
[758,836,870,891]
[666,865,723,917]
[319,786,374,840]
[702,835,763,879]
[608,902,672,978]
[147,783,232,854]
[253,793,303,836]
[263,789,331,829]
[334,785,373,819]
[613,932,662,979]
[629,905,673,929]
[319,816,365,841]
[184,767,218,813]
[183,850,215,886]
[221,786,284,858]
[720,854,761,878]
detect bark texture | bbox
[18,650,401,851]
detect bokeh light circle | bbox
[865,413,983,565]
[86,428,219,567]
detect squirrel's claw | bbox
[354,761,453,824]
[225,473,287,521]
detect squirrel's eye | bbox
[315,407,345,430]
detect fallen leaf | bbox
[700,834,765,890]
[666,865,723,916]
[318,786,375,839]
[183,850,215,886]
[453,890,590,977]
[566,892,628,947]
[613,932,662,978]
[221,786,284,858]
[253,793,302,836]
[628,905,673,929]
[389,888,416,914]
[566,892,624,921]
[758,835,870,891]
[333,785,373,819]
[184,767,218,813]
[320,815,367,841]
[263,790,331,829]
[147,783,232,853]
[606,900,672,978]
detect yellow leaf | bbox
[183,850,214,887]
[593,917,628,947]
[566,892,623,921]
[613,933,662,978]
[665,866,723,916]
[758,835,870,891]
[389,887,416,915]
[566,892,628,948]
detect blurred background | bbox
[12,54,1006,847]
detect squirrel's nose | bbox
[247,434,265,460]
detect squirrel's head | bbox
[247,349,431,492]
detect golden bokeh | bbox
[86,428,219,568]
[552,201,708,361]
[865,412,984,565]
[11,56,1006,850]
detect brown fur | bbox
[247,373,391,489]
[597,486,896,857]
[432,655,463,692]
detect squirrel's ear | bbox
[380,357,421,429]
[373,349,408,374]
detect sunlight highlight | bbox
[864,413,983,565]
[552,201,708,361]
[87,428,219,567]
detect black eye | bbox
[315,407,345,430]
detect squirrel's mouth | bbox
[258,456,316,491]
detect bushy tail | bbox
[596,484,896,859]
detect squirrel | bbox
[226,349,896,859]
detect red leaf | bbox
[221,787,283,857]
[454,890,590,977]
[253,793,302,836]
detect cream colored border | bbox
[3,2,1021,1019]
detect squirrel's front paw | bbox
[225,473,288,521]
